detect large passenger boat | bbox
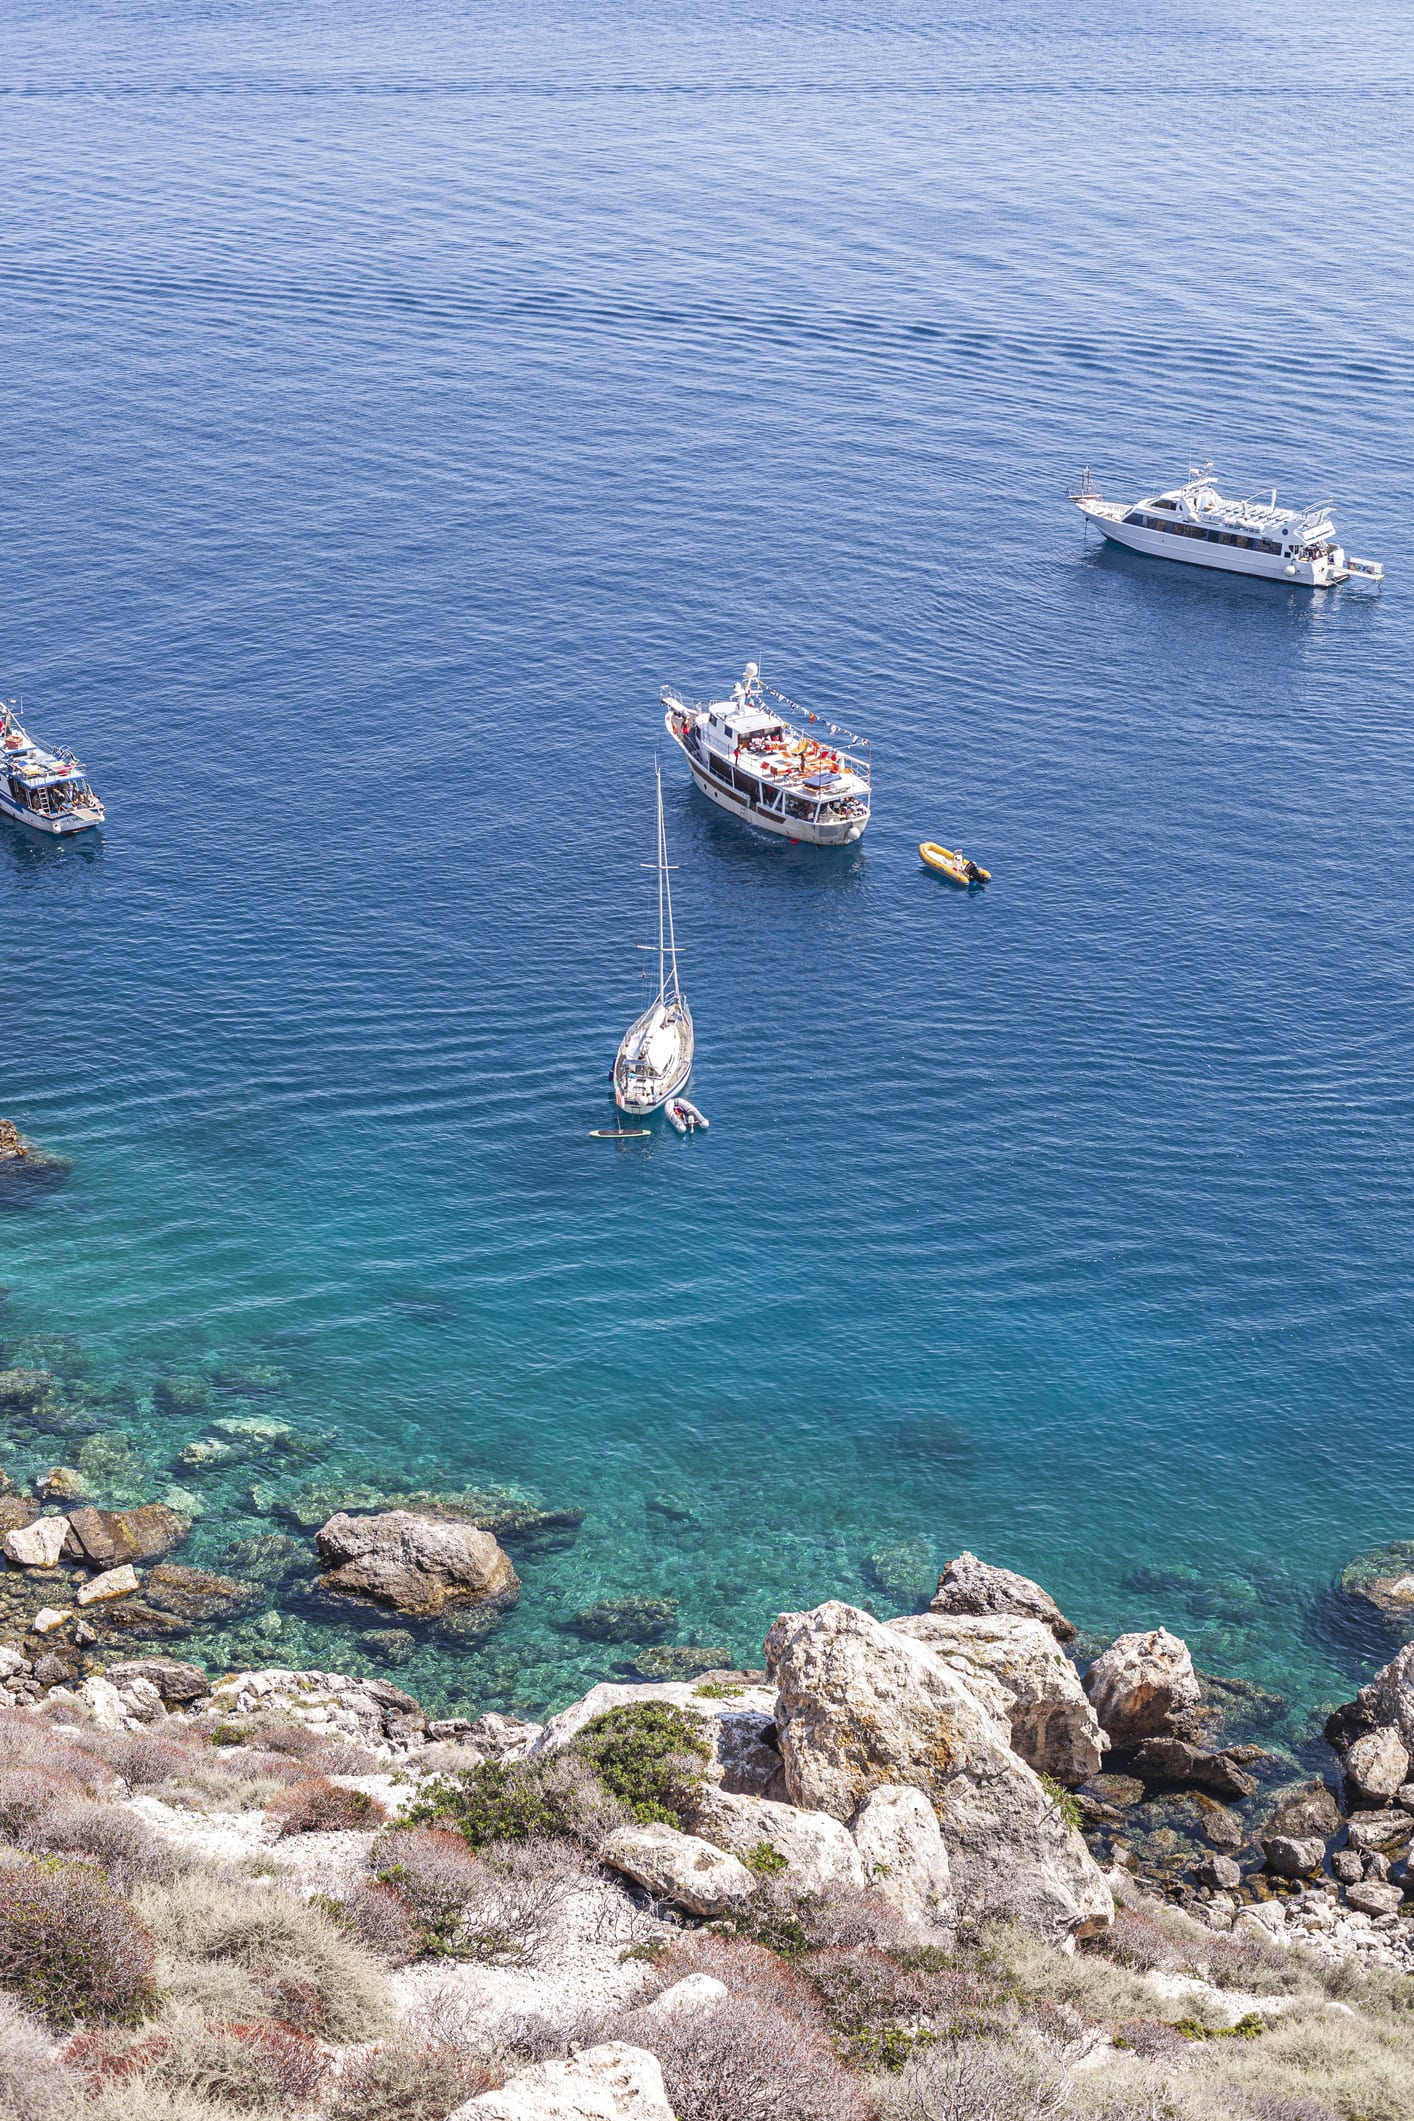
[0,700,104,835]
[663,663,871,846]
[613,769,694,1115]
[1069,467,1383,588]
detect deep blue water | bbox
[2,0,1413,1728]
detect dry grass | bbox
[69,2009,330,2110]
[326,2041,496,2121]
[0,1991,76,2121]
[133,1876,394,2043]
[319,1881,421,1967]
[30,1799,193,1890]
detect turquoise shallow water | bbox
[3,0,1414,1731]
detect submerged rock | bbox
[0,1370,56,1414]
[74,1433,150,1507]
[930,1551,1076,1643]
[285,1480,583,1550]
[225,1533,303,1582]
[630,1645,732,1681]
[889,1611,1106,1786]
[565,1596,678,1644]
[360,1627,416,1667]
[866,1537,935,1610]
[66,1503,189,1568]
[315,1509,520,1619]
[1126,1737,1257,1799]
[765,1600,1111,1942]
[0,1498,39,1537]
[0,1123,71,1191]
[103,1563,262,1632]
[1083,1629,1201,1747]
[1337,1540,1414,1624]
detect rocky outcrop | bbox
[764,1601,1111,1942]
[104,1655,207,1702]
[0,1370,54,1412]
[1326,1641,1414,1756]
[850,1784,954,1932]
[1126,1737,1257,1799]
[66,1502,189,1566]
[601,1821,755,1917]
[1345,1726,1411,1806]
[889,1612,1106,1786]
[533,1681,785,1797]
[456,2043,674,2121]
[315,1511,520,1619]
[206,1667,427,1751]
[1259,1834,1325,1878]
[683,1784,865,1895]
[1082,1629,1201,1747]
[930,1551,1076,1642]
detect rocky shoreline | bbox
[0,1539,1407,2118]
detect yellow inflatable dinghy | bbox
[920,842,990,886]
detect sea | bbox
[2,0,1412,1740]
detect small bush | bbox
[92,1734,204,1789]
[0,1859,157,2026]
[0,1769,83,1843]
[888,2031,1066,2121]
[327,2040,495,2121]
[0,1990,76,2121]
[31,1800,192,1890]
[574,1701,709,1825]
[70,2013,330,2109]
[241,1720,381,1776]
[267,1775,388,1836]
[616,1990,874,2121]
[134,1877,393,2043]
[453,1837,594,1964]
[372,1827,485,1952]
[804,1944,1007,2064]
[1088,1908,1190,1975]
[317,1882,421,1967]
[646,1930,814,2021]
[405,1750,624,1850]
[1038,1773,1082,1834]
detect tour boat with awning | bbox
[663,663,871,845]
[0,700,104,835]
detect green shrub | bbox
[573,1702,709,1825]
[744,1841,789,1876]
[404,1751,624,1850]
[1038,1773,1082,1834]
[0,1859,157,2027]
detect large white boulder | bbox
[316,1510,519,1619]
[684,1783,865,1894]
[1346,1726,1411,1806]
[532,1680,785,1796]
[1081,1628,1201,1747]
[602,1821,756,1917]
[889,1612,1106,1786]
[851,1784,954,1933]
[455,2042,673,2121]
[765,1601,1111,1943]
[1338,1642,1414,1754]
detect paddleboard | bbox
[589,1129,652,1138]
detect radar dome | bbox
[743,661,759,680]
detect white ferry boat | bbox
[1069,467,1383,588]
[613,769,694,1115]
[0,700,104,835]
[663,663,870,846]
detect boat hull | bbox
[0,792,102,836]
[613,1000,694,1114]
[665,716,867,846]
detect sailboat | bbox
[613,768,694,1114]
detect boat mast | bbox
[656,763,682,1004]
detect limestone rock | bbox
[533,1680,785,1796]
[35,1468,86,1503]
[764,1600,1111,1942]
[601,1821,755,1917]
[1344,1810,1412,1856]
[456,2042,674,2121]
[3,1515,70,1568]
[1260,1834,1325,1878]
[1331,1849,1363,1883]
[30,1607,70,1635]
[889,1611,1105,1785]
[0,1499,39,1537]
[635,1974,728,2021]
[1267,1782,1341,1839]
[66,1503,189,1567]
[1127,1737,1257,1799]
[1398,1784,1414,1813]
[76,1564,139,1607]
[0,1370,55,1413]
[1082,1629,1201,1747]
[315,1510,519,1618]
[1346,1727,1411,1807]
[466,1711,543,1760]
[207,1666,426,1749]
[683,1783,865,1895]
[74,1675,130,1730]
[930,1551,1076,1642]
[1346,1878,1404,1917]
[1193,1853,1242,1890]
[109,1564,261,1630]
[1326,1641,1414,1754]
[851,1783,954,1931]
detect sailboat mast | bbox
[655,767,668,1003]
